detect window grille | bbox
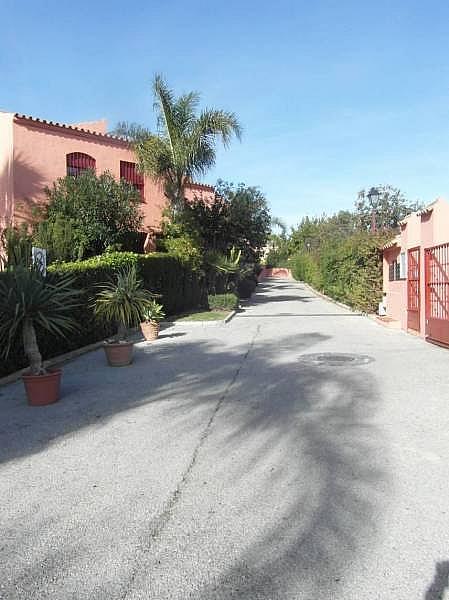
[120,161,144,199]
[66,152,96,176]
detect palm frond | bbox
[110,121,152,142]
[195,109,243,147]
[0,267,81,360]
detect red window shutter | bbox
[66,153,96,176]
[120,161,144,199]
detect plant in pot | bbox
[0,266,80,406]
[94,265,154,367]
[140,300,165,341]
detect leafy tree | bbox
[34,170,143,261]
[120,75,242,212]
[289,211,357,255]
[181,181,271,262]
[356,185,421,230]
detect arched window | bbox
[120,161,144,199]
[66,152,96,176]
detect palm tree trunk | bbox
[23,318,43,375]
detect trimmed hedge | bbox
[0,252,207,378]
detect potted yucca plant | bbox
[0,266,80,406]
[140,300,165,341]
[94,265,154,366]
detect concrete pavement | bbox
[1,279,449,599]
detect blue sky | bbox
[2,0,449,226]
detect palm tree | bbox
[130,75,242,212]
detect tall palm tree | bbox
[131,75,242,212]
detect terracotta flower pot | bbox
[140,320,160,341]
[22,369,62,406]
[103,341,134,367]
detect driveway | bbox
[1,279,449,599]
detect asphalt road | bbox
[1,279,449,600]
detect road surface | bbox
[1,279,448,599]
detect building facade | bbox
[0,112,214,250]
[382,198,449,347]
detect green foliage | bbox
[356,185,421,230]
[290,252,323,289]
[141,300,165,323]
[205,247,242,295]
[206,247,241,274]
[265,217,290,267]
[291,231,390,312]
[289,211,357,255]
[182,181,271,262]
[34,170,143,261]
[94,265,155,340]
[0,252,207,378]
[207,293,239,311]
[125,74,241,211]
[163,234,203,269]
[286,185,416,311]
[0,266,80,373]
[1,223,33,268]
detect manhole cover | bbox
[298,353,373,366]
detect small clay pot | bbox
[22,369,62,406]
[103,341,134,366]
[140,320,160,342]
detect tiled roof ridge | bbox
[14,113,128,144]
[187,181,215,191]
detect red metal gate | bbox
[425,242,449,346]
[407,248,420,331]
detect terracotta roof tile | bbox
[14,113,128,144]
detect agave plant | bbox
[0,266,80,374]
[141,300,165,323]
[94,265,155,341]
[206,247,242,293]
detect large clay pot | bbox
[103,341,134,366]
[22,369,62,406]
[140,320,160,341]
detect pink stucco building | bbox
[382,198,449,347]
[0,111,214,249]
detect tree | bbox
[181,181,271,262]
[120,74,242,212]
[356,185,421,231]
[35,170,143,261]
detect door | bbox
[407,248,420,331]
[425,243,449,346]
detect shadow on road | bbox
[425,561,449,600]
[0,326,388,598]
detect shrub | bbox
[0,251,207,378]
[290,232,388,312]
[34,170,143,261]
[208,293,239,311]
[237,277,257,299]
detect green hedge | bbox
[0,252,207,378]
[291,232,388,312]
